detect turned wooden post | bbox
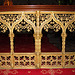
[9,32,14,68]
[33,34,42,68]
[33,11,42,68]
[61,31,67,68]
[9,33,14,54]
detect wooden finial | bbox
[4,0,13,6]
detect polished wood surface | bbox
[0,5,75,69]
[0,5,75,11]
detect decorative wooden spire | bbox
[4,0,13,6]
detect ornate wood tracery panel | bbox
[0,10,75,69]
[65,52,75,68]
[13,53,36,69]
[40,53,62,68]
[40,12,75,33]
[0,12,36,33]
[0,11,75,33]
[0,54,11,69]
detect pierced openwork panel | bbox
[14,54,36,68]
[0,55,11,69]
[14,19,33,32]
[25,14,36,25]
[40,53,62,68]
[54,14,74,26]
[40,14,51,25]
[68,21,75,32]
[65,53,75,68]
[0,22,8,33]
[0,14,21,26]
[43,19,61,32]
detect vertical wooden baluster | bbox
[33,11,42,68]
[61,31,67,68]
[9,33,14,69]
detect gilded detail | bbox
[0,11,75,69]
[41,69,63,75]
[0,22,8,33]
[43,19,61,32]
[15,19,32,32]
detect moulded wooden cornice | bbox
[0,5,75,11]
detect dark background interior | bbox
[0,0,75,52]
[0,0,75,5]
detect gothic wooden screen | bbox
[0,5,75,69]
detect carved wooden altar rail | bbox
[0,5,75,69]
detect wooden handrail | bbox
[0,5,75,11]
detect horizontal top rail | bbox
[0,5,75,11]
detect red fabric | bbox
[0,34,60,53]
[41,36,60,52]
[0,34,10,53]
[14,34,35,52]
[0,68,75,75]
